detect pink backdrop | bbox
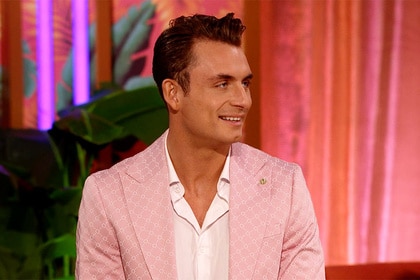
[258,0,420,265]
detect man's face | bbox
[176,40,253,148]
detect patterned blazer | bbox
[75,131,325,279]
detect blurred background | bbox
[0,0,419,278]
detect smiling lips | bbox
[220,116,242,122]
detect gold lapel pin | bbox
[259,178,267,185]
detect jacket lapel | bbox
[121,132,178,279]
[229,143,272,280]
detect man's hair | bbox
[152,13,246,97]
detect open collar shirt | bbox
[164,137,230,280]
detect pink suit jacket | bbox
[76,131,325,279]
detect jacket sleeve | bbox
[75,174,125,279]
[278,164,325,280]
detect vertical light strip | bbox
[37,0,54,129]
[347,0,361,264]
[72,0,89,105]
[359,0,383,263]
[322,0,333,262]
[379,0,402,262]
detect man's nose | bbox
[231,84,252,108]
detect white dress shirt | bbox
[165,138,230,280]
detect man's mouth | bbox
[220,116,241,122]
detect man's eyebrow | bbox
[212,74,234,81]
[209,73,254,81]
[244,73,254,80]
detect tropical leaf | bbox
[53,84,167,145]
[40,234,76,262]
[124,75,156,90]
[57,50,74,111]
[112,0,156,85]
[23,40,37,98]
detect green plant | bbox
[0,83,168,279]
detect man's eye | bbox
[217,82,228,88]
[242,80,251,88]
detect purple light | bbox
[72,0,90,105]
[36,0,54,130]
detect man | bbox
[76,13,325,279]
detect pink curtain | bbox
[257,0,420,265]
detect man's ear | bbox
[162,79,180,111]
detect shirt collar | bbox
[164,134,180,186]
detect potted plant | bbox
[0,83,168,279]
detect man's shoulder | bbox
[231,142,301,180]
[232,142,293,166]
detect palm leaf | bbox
[53,84,168,145]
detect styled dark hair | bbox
[152,13,246,97]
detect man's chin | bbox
[226,133,244,144]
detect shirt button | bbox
[175,186,181,193]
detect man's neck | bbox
[166,131,230,227]
[167,133,229,192]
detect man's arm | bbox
[278,164,325,279]
[75,175,125,279]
